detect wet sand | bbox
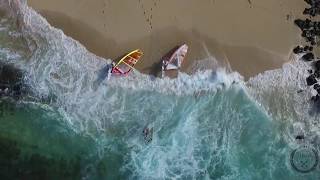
[28,0,305,79]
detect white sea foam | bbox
[247,54,320,147]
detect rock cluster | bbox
[294,18,320,45]
[293,0,320,101]
[303,0,320,16]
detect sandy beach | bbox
[28,0,305,79]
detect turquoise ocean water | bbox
[0,0,320,179]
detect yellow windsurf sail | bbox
[112,49,143,75]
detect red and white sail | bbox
[162,44,188,75]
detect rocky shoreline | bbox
[293,0,320,102]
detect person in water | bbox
[143,126,153,143]
[295,135,304,140]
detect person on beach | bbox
[106,62,115,81]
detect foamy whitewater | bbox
[0,0,320,179]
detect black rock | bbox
[314,84,320,93]
[302,30,307,37]
[295,19,307,30]
[304,46,309,51]
[309,8,318,16]
[304,45,313,51]
[314,82,320,88]
[311,94,320,101]
[306,37,312,43]
[293,46,304,54]
[303,31,315,40]
[306,18,312,25]
[314,60,320,71]
[302,52,315,61]
[307,31,314,38]
[304,0,319,6]
[314,70,320,78]
[308,69,313,74]
[304,0,311,5]
[304,8,317,16]
[306,74,318,86]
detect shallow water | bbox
[0,0,320,179]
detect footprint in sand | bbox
[138,0,160,30]
[247,0,253,8]
[101,1,108,29]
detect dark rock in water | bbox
[314,70,320,78]
[304,45,313,51]
[293,46,304,54]
[302,52,315,61]
[314,84,320,93]
[295,46,314,54]
[302,30,313,38]
[304,46,309,51]
[306,36,315,42]
[309,29,315,36]
[306,74,317,86]
[309,46,314,51]
[306,18,312,28]
[314,60,320,71]
[311,94,320,101]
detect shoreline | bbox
[28,0,305,79]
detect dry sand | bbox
[28,0,306,79]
